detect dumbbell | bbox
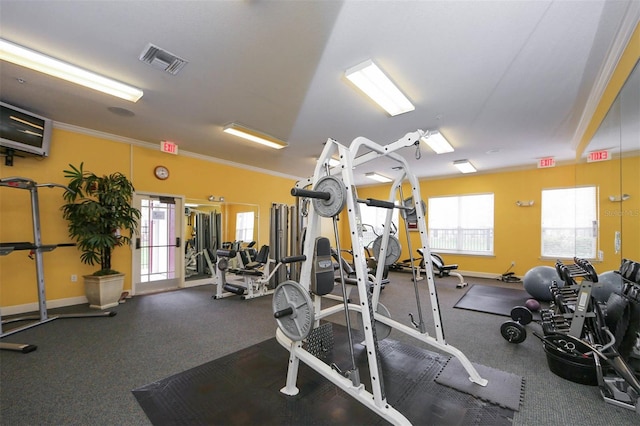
[500,306,534,344]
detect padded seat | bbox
[233,269,264,276]
[245,245,269,269]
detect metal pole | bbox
[399,186,426,333]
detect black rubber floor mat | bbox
[133,324,516,425]
[435,356,524,411]
[453,284,542,320]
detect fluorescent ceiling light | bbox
[0,38,143,102]
[365,172,392,183]
[453,160,477,174]
[345,59,414,116]
[421,130,454,154]
[223,123,288,149]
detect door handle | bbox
[176,237,181,248]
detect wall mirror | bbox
[581,59,639,269]
[184,199,259,281]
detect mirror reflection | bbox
[184,199,259,281]
[584,59,639,264]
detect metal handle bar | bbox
[290,187,330,200]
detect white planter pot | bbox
[84,273,125,310]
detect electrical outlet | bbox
[71,274,78,282]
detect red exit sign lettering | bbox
[587,150,609,162]
[161,140,178,155]
[538,157,555,168]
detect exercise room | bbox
[1,1,639,425]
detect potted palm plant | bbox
[61,163,141,309]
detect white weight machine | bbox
[214,248,305,300]
[271,131,487,425]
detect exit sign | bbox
[538,157,556,168]
[161,140,178,155]
[587,149,610,162]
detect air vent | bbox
[139,43,188,75]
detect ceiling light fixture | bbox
[421,130,454,154]
[0,38,144,102]
[345,59,414,116]
[365,172,392,183]
[453,160,477,174]
[223,123,288,150]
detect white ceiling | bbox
[1,1,638,185]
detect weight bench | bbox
[417,249,467,288]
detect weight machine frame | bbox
[274,131,487,425]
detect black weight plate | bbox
[585,262,598,283]
[500,321,527,344]
[510,306,533,325]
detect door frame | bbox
[131,192,185,295]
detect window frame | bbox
[235,211,255,242]
[427,192,495,256]
[540,185,599,260]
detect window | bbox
[359,203,399,248]
[235,211,254,242]
[428,194,494,255]
[541,186,597,259]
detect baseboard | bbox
[183,278,214,288]
[0,295,89,317]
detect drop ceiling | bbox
[0,1,638,185]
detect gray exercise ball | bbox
[523,266,563,301]
[592,271,624,303]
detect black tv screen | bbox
[0,101,52,157]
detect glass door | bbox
[133,194,183,294]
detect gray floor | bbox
[1,272,638,425]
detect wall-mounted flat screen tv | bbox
[0,101,53,158]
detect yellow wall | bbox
[0,128,297,307]
[355,156,639,278]
[2,129,638,308]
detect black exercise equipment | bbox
[498,263,522,283]
[500,306,534,344]
[310,237,334,296]
[0,177,116,353]
[501,257,640,412]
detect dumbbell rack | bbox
[538,258,640,413]
[540,258,600,338]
